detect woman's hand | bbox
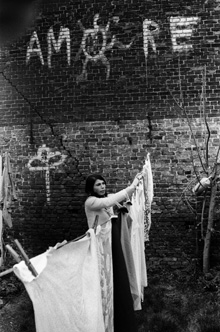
[131,172,143,188]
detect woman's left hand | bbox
[131,171,143,188]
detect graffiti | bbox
[143,19,160,59]
[47,26,71,68]
[25,14,199,79]
[28,145,67,204]
[75,14,135,81]
[213,0,220,11]
[26,31,44,65]
[170,17,199,52]
[26,27,71,67]
[143,16,199,59]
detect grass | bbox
[2,262,220,332]
[135,264,220,332]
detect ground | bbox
[0,273,35,332]
[0,291,35,332]
[1,263,220,332]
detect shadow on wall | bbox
[0,0,41,44]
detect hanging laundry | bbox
[129,181,148,310]
[117,205,140,311]
[13,229,105,332]
[142,153,154,242]
[0,152,17,228]
[96,219,114,332]
[85,190,132,332]
[111,217,138,332]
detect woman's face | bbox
[93,179,106,196]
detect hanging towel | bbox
[0,152,17,228]
[13,229,105,332]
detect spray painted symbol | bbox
[75,13,136,81]
[28,145,67,204]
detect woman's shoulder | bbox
[85,195,98,205]
[85,196,93,203]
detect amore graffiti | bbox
[26,14,199,80]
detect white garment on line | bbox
[142,153,154,242]
[13,229,105,332]
[96,220,114,332]
[130,181,148,310]
[120,210,140,311]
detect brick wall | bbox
[1,0,220,268]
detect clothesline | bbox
[0,215,114,277]
[58,215,116,250]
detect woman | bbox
[85,173,141,227]
[84,173,142,332]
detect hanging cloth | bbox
[117,207,140,311]
[142,153,153,241]
[0,152,17,228]
[130,183,148,310]
[96,218,114,332]
[111,217,138,332]
[13,229,105,332]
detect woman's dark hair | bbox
[85,174,107,197]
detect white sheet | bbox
[13,229,105,332]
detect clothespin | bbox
[92,215,99,234]
[0,241,38,278]
[14,239,38,277]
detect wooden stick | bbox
[5,245,21,263]
[0,267,13,277]
[14,240,38,277]
[2,245,21,278]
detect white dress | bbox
[130,182,148,309]
[96,218,114,332]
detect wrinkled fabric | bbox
[142,153,153,242]
[0,152,17,228]
[85,193,125,332]
[130,183,148,310]
[13,229,105,332]
[119,211,140,311]
[96,221,114,332]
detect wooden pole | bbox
[203,180,217,273]
[0,156,3,266]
